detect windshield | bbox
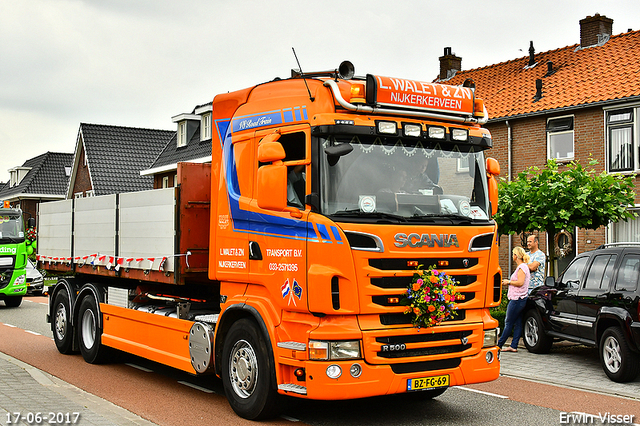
[319,135,491,222]
[0,213,25,242]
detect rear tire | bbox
[77,295,112,364]
[3,296,22,308]
[599,326,640,383]
[222,318,279,420]
[52,289,75,354]
[523,309,552,354]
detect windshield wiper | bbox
[409,213,478,224]
[331,209,407,222]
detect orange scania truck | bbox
[39,61,502,420]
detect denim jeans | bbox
[497,297,528,349]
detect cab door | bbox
[248,125,311,313]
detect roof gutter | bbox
[323,80,488,125]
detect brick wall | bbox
[486,106,620,276]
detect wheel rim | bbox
[54,303,67,341]
[603,335,622,373]
[229,339,258,399]
[524,317,539,347]
[81,308,96,349]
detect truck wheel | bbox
[523,309,552,354]
[52,289,75,354]
[222,318,278,420]
[77,295,111,364]
[600,327,640,383]
[4,296,22,308]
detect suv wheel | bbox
[523,309,552,354]
[599,326,640,383]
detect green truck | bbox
[0,208,32,307]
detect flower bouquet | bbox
[401,265,464,328]
[26,227,37,242]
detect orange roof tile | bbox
[440,30,640,120]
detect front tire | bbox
[52,289,75,354]
[77,295,111,364]
[221,318,278,420]
[523,309,552,354]
[599,327,640,383]
[3,296,22,308]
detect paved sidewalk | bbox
[499,338,640,401]
[0,352,158,426]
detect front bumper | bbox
[279,346,500,400]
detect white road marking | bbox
[178,381,215,394]
[458,386,509,399]
[125,363,154,373]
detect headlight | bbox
[451,128,469,141]
[427,126,446,139]
[377,121,397,135]
[14,274,26,286]
[403,123,422,137]
[309,340,362,360]
[483,328,499,348]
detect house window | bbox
[607,108,635,172]
[457,156,470,173]
[612,207,640,242]
[201,113,212,140]
[547,116,574,160]
[74,192,83,199]
[177,122,187,147]
[162,176,169,188]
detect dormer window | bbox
[195,103,213,141]
[8,166,31,188]
[177,122,187,147]
[172,113,200,149]
[201,113,212,140]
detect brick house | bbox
[67,123,175,198]
[437,14,640,276]
[140,103,212,188]
[0,152,73,221]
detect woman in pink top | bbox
[497,246,530,352]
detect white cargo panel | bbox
[74,194,116,264]
[37,199,73,260]
[119,188,176,272]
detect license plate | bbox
[407,374,450,391]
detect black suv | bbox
[523,244,640,382]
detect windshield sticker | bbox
[359,195,376,212]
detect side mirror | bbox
[324,143,353,166]
[257,164,287,211]
[544,276,556,288]
[258,140,285,163]
[27,217,36,228]
[486,157,500,216]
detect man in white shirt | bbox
[526,234,546,294]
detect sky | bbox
[1,0,639,183]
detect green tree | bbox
[495,159,636,276]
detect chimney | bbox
[439,47,462,80]
[534,79,543,102]
[580,14,613,47]
[528,41,535,66]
